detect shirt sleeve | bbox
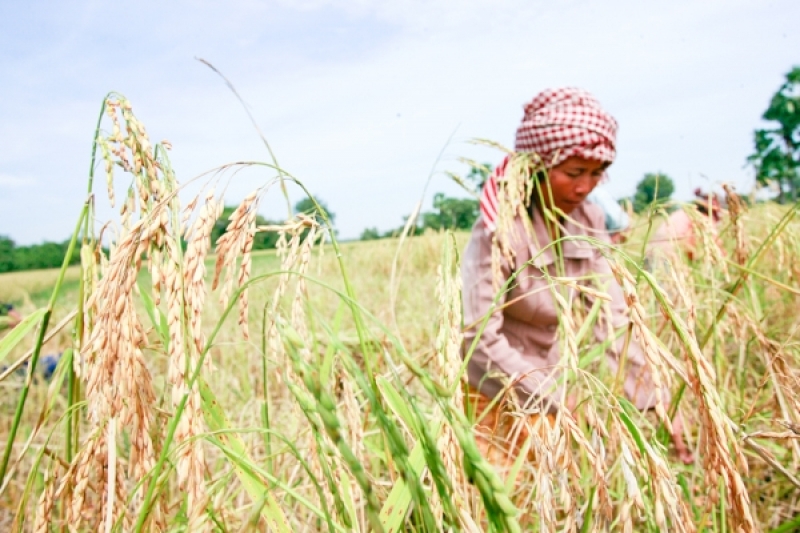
[461,220,564,408]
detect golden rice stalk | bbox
[608,261,679,425]
[212,189,260,340]
[69,210,161,527]
[260,215,319,383]
[618,436,645,533]
[32,462,60,533]
[490,152,544,289]
[55,427,103,529]
[278,218,331,519]
[665,259,697,334]
[77,96,175,530]
[605,260,699,530]
[183,190,219,354]
[688,205,729,283]
[722,183,748,266]
[537,286,585,530]
[728,306,800,465]
[163,190,223,531]
[586,419,613,529]
[553,388,610,529]
[431,241,474,527]
[621,413,694,532]
[290,215,317,349]
[668,258,756,531]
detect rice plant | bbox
[0,93,798,532]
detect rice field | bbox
[1,95,799,532]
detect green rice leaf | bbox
[198,377,292,532]
[0,308,47,365]
[377,376,420,436]
[617,400,647,457]
[379,421,442,533]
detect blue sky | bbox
[1,0,798,244]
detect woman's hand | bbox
[670,412,695,465]
[565,394,578,413]
[610,231,628,245]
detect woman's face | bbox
[541,156,608,214]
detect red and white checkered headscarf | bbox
[480,87,618,231]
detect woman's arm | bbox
[462,221,564,408]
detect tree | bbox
[632,172,675,213]
[359,227,382,241]
[748,66,800,203]
[0,236,15,273]
[358,193,479,241]
[0,235,82,273]
[294,197,336,227]
[420,193,479,231]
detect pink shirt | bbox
[649,208,720,261]
[461,202,660,411]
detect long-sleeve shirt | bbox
[461,202,658,411]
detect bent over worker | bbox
[461,87,693,466]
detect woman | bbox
[461,88,693,465]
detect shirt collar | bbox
[526,204,595,268]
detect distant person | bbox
[2,353,63,381]
[587,185,630,244]
[0,303,22,332]
[649,188,723,264]
[462,87,693,469]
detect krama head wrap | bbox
[480,87,618,231]
[693,188,723,221]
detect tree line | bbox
[0,236,82,273]
[0,197,334,274]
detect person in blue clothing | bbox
[0,303,62,380]
[0,302,22,331]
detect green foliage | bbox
[359,227,382,241]
[0,236,14,273]
[357,160,491,241]
[420,193,479,231]
[748,66,800,203]
[0,235,82,273]
[358,161,491,241]
[359,193,479,241]
[632,172,675,213]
